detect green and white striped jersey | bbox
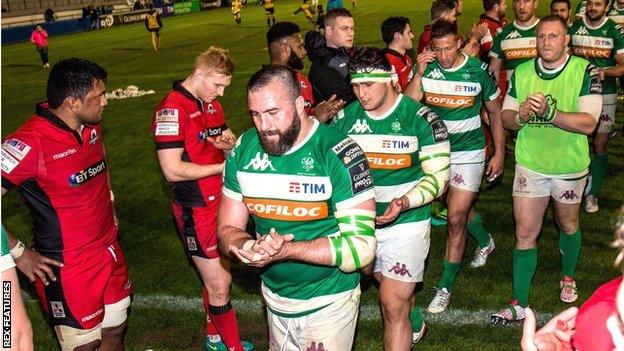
[420,54,500,164]
[570,17,624,94]
[490,20,539,77]
[331,94,449,223]
[609,3,624,26]
[223,120,375,317]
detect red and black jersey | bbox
[382,48,414,92]
[417,25,433,54]
[295,71,315,116]
[478,14,508,91]
[152,81,227,207]
[1,103,116,259]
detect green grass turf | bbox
[2,0,624,349]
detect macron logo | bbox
[426,68,445,80]
[243,152,275,171]
[505,30,521,39]
[575,26,589,36]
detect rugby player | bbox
[489,0,540,88]
[231,0,242,25]
[1,58,132,351]
[569,0,624,213]
[264,0,276,27]
[331,46,450,348]
[381,16,415,92]
[218,64,377,351]
[152,47,253,351]
[266,22,345,122]
[407,20,505,314]
[491,14,602,325]
[551,0,572,23]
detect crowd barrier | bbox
[2,0,222,45]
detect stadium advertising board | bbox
[174,0,200,14]
[98,9,151,28]
[199,0,221,10]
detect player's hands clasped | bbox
[230,228,295,267]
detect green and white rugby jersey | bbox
[1,226,16,272]
[223,119,375,317]
[331,94,449,223]
[609,3,624,26]
[576,1,616,19]
[570,17,624,94]
[506,55,602,175]
[490,20,539,77]
[575,0,587,18]
[420,54,500,164]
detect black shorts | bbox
[265,7,274,14]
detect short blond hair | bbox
[195,46,234,76]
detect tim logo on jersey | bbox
[69,160,107,186]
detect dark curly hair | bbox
[348,46,391,75]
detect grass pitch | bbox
[2,0,623,349]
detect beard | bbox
[287,50,304,71]
[586,9,604,21]
[258,110,301,156]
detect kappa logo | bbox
[348,119,373,134]
[426,68,445,80]
[389,262,412,277]
[575,26,590,36]
[559,190,579,200]
[306,342,327,351]
[505,30,521,39]
[452,173,466,185]
[243,152,276,171]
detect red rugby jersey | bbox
[295,71,315,116]
[383,48,414,92]
[1,103,116,258]
[152,81,228,206]
[478,14,508,91]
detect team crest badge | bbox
[462,73,470,80]
[301,156,315,172]
[89,129,99,144]
[516,176,527,191]
[186,237,197,251]
[206,103,216,114]
[391,121,401,132]
[51,301,66,318]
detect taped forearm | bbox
[328,209,376,272]
[403,142,450,209]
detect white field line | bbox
[25,293,555,326]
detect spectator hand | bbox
[521,306,577,351]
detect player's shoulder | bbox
[2,116,44,162]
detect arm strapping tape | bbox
[329,209,376,273]
[404,142,450,209]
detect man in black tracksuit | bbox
[307,8,357,107]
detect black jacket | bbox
[305,30,356,105]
